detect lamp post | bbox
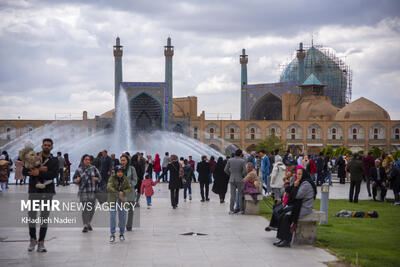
[320,184,329,224]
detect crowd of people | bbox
[1,138,400,252]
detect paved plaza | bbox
[3,178,394,267]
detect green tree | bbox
[392,150,400,160]
[369,146,384,159]
[256,134,285,154]
[333,147,352,157]
[322,146,334,156]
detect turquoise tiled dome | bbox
[280,46,348,108]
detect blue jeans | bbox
[184,185,192,199]
[325,172,332,184]
[155,172,160,181]
[146,196,152,206]
[263,174,269,193]
[235,191,239,210]
[110,206,126,234]
[310,173,316,182]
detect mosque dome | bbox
[296,96,339,121]
[100,109,115,118]
[280,46,350,108]
[335,97,390,121]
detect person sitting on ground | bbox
[334,210,378,218]
[107,165,132,243]
[273,166,317,247]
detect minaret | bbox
[240,48,248,120]
[113,37,123,109]
[164,37,174,122]
[296,42,306,87]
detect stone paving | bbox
[1,177,398,266]
[0,182,343,267]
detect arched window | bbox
[353,128,357,140]
[332,128,336,140]
[271,128,276,135]
[194,127,198,139]
[250,128,255,134]
[209,128,214,139]
[230,128,235,139]
[291,128,295,140]
[311,128,316,140]
[374,128,378,140]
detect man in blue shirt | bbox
[258,150,270,194]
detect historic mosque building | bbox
[1,37,399,155]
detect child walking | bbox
[107,165,132,243]
[140,174,158,209]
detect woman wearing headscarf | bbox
[120,154,137,231]
[73,154,101,233]
[153,154,161,181]
[274,166,317,247]
[212,157,230,203]
[337,155,346,184]
[63,153,71,186]
[160,154,182,209]
[131,154,143,207]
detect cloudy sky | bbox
[0,0,399,120]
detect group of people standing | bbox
[16,137,400,252]
[347,152,400,204]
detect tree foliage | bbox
[369,146,384,159]
[333,147,353,157]
[256,134,285,154]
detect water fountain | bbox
[0,89,224,170]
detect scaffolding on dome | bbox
[279,44,352,108]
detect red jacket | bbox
[209,160,216,173]
[309,159,317,174]
[140,179,158,196]
[153,154,161,172]
[362,156,375,176]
